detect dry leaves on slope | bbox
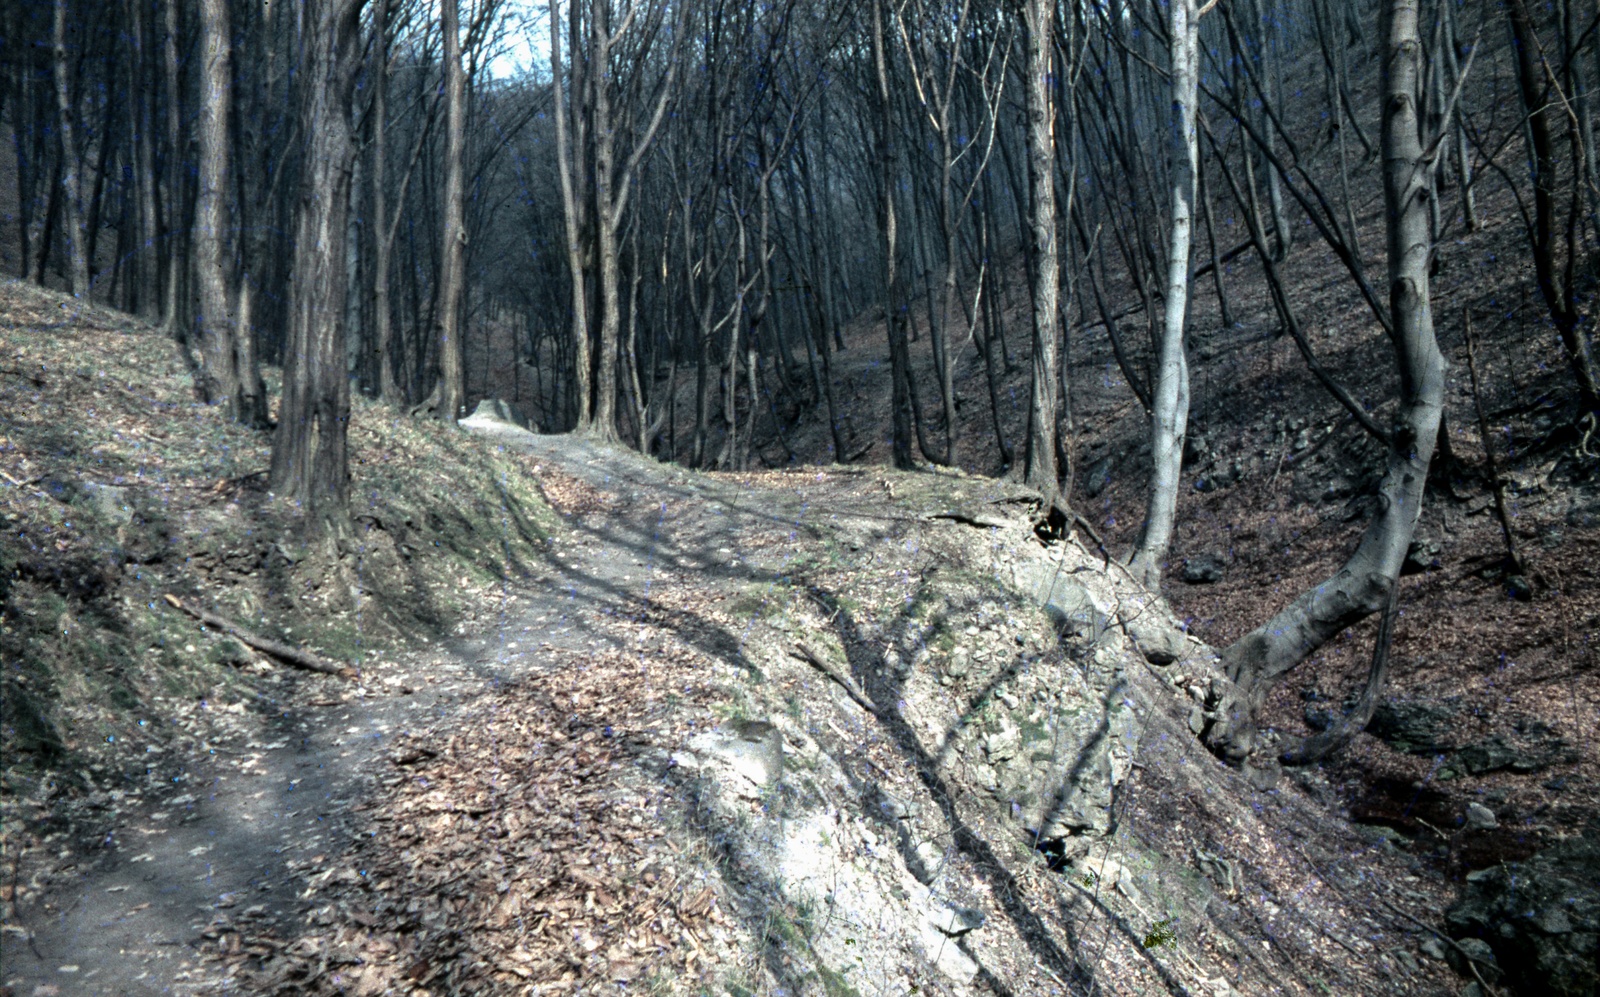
[240,648,729,996]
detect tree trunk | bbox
[194,0,266,426]
[1020,0,1061,515]
[1129,0,1198,590]
[1507,0,1600,413]
[269,0,367,525]
[432,0,468,424]
[1208,0,1446,765]
[160,0,186,338]
[550,0,591,430]
[128,0,160,318]
[369,0,403,404]
[51,0,89,298]
[590,0,622,442]
[871,0,915,470]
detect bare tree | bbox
[871,0,916,469]
[1505,0,1600,414]
[414,0,469,423]
[1207,0,1448,766]
[50,0,88,298]
[1018,0,1063,512]
[1129,0,1200,588]
[368,0,405,405]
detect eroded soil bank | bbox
[6,414,1469,996]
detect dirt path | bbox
[1,423,790,997]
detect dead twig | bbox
[1072,511,1113,568]
[0,469,46,490]
[789,640,879,717]
[1379,897,1502,997]
[163,593,357,679]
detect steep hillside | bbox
[0,278,559,965]
[224,425,1462,997]
[757,134,1600,895]
[1,282,1473,997]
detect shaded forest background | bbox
[3,0,1600,795]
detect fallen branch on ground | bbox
[163,593,358,679]
[1379,897,1502,997]
[789,640,879,717]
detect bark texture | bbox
[1020,0,1061,511]
[1129,0,1198,588]
[194,0,268,427]
[1208,0,1446,762]
[433,0,468,424]
[268,0,367,524]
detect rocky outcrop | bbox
[1181,553,1226,584]
[1447,830,1600,996]
[1366,698,1461,755]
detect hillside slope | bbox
[1,283,1471,996]
[755,153,1600,895]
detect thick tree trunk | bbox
[1020,0,1061,513]
[1208,0,1446,764]
[269,0,367,525]
[1129,0,1198,589]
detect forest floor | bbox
[758,171,1600,888]
[1,279,1480,997]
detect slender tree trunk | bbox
[871,0,915,469]
[1020,0,1061,514]
[1200,151,1233,328]
[1129,0,1199,590]
[432,0,468,424]
[160,0,185,337]
[369,0,403,404]
[1507,0,1600,413]
[51,0,89,298]
[83,86,117,291]
[12,53,36,282]
[35,154,61,286]
[1208,0,1446,765]
[797,135,848,462]
[1251,0,1292,261]
[550,0,591,430]
[129,0,160,318]
[1442,0,1478,231]
[590,0,622,442]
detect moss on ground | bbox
[0,280,560,787]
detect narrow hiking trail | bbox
[4,415,1466,997]
[2,423,818,996]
